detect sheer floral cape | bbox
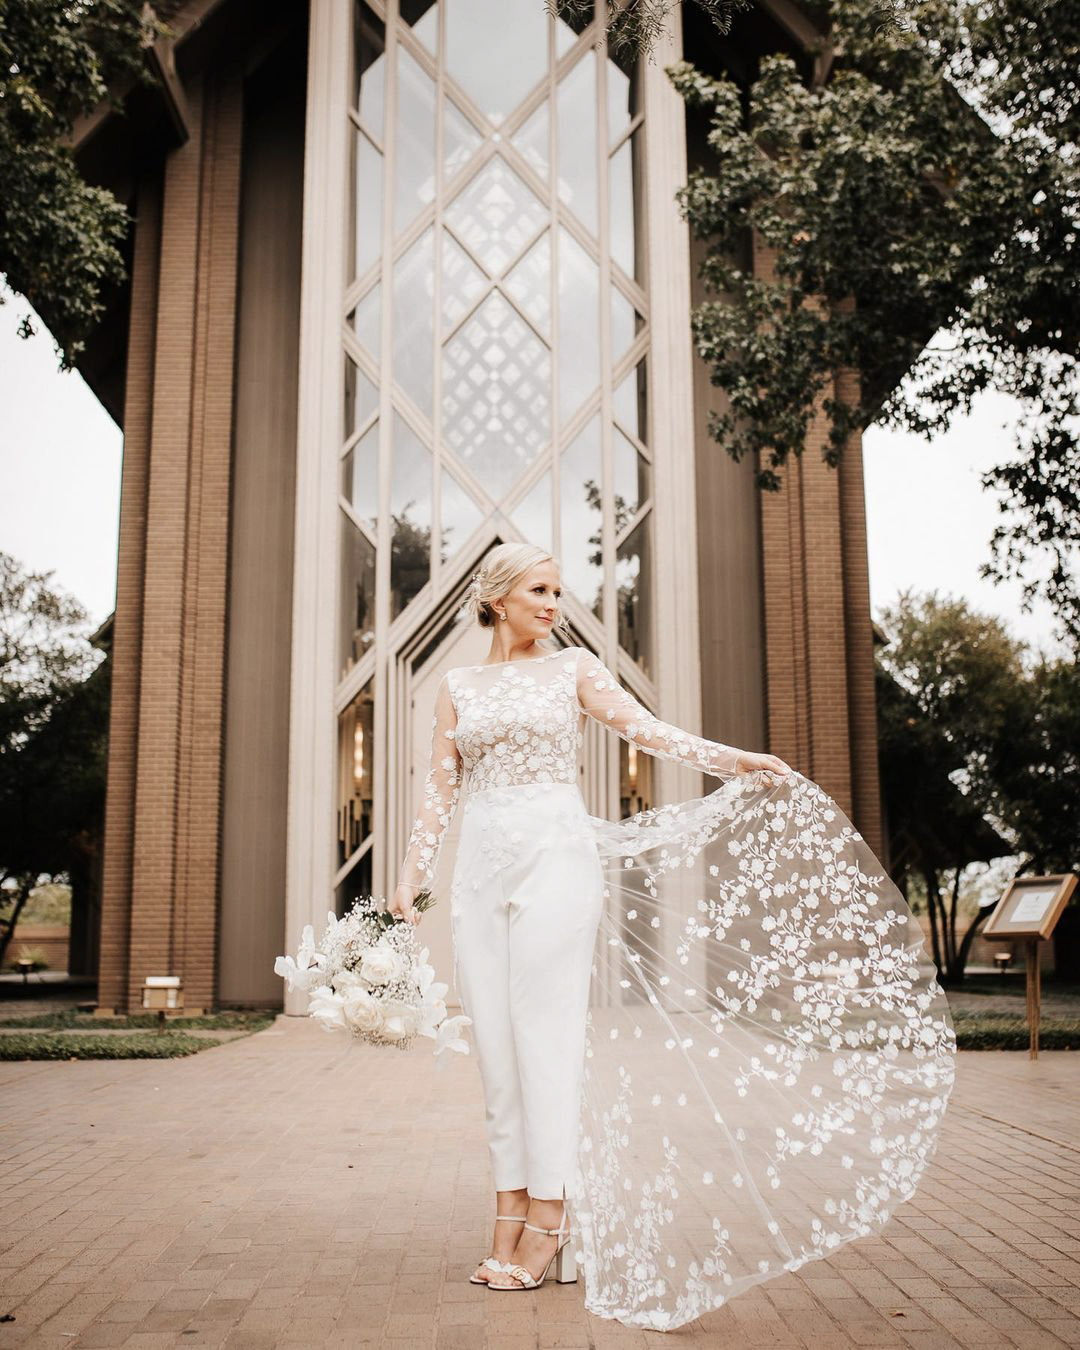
[569,767,956,1331]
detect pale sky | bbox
[0,284,1066,659]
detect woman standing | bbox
[388,542,955,1330]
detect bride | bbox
[387,541,956,1330]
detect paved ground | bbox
[1,1017,1078,1350]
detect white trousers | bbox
[450,782,605,1199]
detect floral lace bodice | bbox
[396,644,744,892]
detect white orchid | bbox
[273,923,324,993]
[434,1013,473,1065]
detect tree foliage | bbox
[0,554,108,967]
[875,589,1078,980]
[0,0,162,367]
[576,0,1080,647]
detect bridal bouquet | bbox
[274,892,471,1062]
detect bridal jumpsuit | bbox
[395,643,957,1330]
[396,645,744,1199]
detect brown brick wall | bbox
[98,71,243,1013]
[753,239,883,847]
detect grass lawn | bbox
[0,1009,276,1059]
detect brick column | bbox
[755,239,882,840]
[98,71,243,1013]
[97,174,162,1013]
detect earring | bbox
[498,611,506,621]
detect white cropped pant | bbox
[450,782,605,1200]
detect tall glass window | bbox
[336,0,656,897]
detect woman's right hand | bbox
[387,884,422,926]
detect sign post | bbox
[982,874,1076,1060]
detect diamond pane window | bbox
[560,414,604,620]
[349,285,381,359]
[392,229,435,414]
[557,51,598,235]
[395,47,436,233]
[446,0,547,128]
[439,468,484,563]
[445,157,546,276]
[353,3,386,140]
[341,419,379,527]
[558,228,600,422]
[512,100,549,180]
[442,231,487,334]
[504,230,550,337]
[344,356,379,440]
[352,130,383,282]
[445,98,483,179]
[339,512,376,680]
[512,471,552,554]
[442,291,550,499]
[389,411,432,619]
[339,0,657,896]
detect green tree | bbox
[876,590,1078,981]
[562,0,1079,647]
[0,0,162,367]
[0,554,108,968]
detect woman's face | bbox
[495,560,563,640]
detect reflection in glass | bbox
[620,732,654,820]
[400,0,438,51]
[445,97,483,180]
[613,424,650,523]
[560,414,604,620]
[609,129,641,281]
[443,291,550,499]
[341,419,379,527]
[616,512,652,674]
[337,677,375,868]
[352,129,383,282]
[349,284,381,360]
[511,470,553,554]
[353,2,386,140]
[442,231,487,333]
[503,229,550,336]
[390,411,432,620]
[344,355,379,441]
[335,847,373,918]
[556,51,598,235]
[395,46,436,233]
[511,99,549,180]
[392,229,434,414]
[445,0,547,127]
[613,360,647,443]
[446,156,546,276]
[558,228,600,422]
[440,467,485,563]
[339,510,376,679]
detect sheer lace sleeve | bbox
[575,648,744,779]
[396,673,462,892]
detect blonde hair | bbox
[462,543,571,639]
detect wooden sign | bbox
[982,874,1076,1059]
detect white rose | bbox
[359,941,402,986]
[342,988,383,1034]
[380,997,421,1040]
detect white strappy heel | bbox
[468,1213,527,1284]
[486,1211,576,1289]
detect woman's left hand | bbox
[735,750,794,777]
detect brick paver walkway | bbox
[1,1017,1077,1349]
